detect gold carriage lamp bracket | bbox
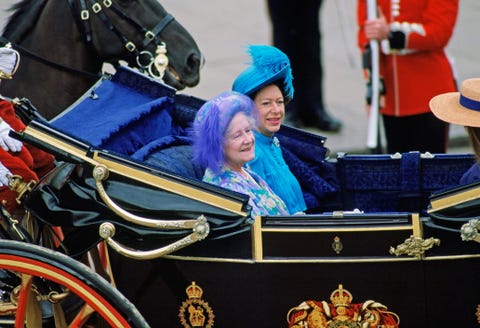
[7,174,37,205]
[93,164,210,260]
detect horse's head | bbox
[78,0,202,89]
[1,0,203,119]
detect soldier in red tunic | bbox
[357,0,459,153]
[0,45,55,215]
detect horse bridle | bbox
[67,0,175,80]
[0,1,174,81]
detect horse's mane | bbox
[2,0,48,42]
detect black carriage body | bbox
[108,212,480,327]
[17,66,480,327]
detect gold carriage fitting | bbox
[287,284,400,328]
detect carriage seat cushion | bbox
[131,135,204,179]
[51,79,176,156]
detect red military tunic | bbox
[0,99,55,213]
[357,0,459,117]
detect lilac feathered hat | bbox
[232,45,294,100]
[192,91,259,172]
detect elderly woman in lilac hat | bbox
[192,91,289,217]
[232,45,307,214]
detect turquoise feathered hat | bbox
[232,45,294,100]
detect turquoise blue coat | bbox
[249,131,307,214]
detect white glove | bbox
[0,46,20,78]
[0,120,22,152]
[0,161,12,187]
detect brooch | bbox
[272,136,280,147]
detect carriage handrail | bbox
[92,164,200,230]
[98,216,210,260]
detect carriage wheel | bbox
[0,239,149,328]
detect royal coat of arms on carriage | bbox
[287,284,400,328]
[179,281,215,327]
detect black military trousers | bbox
[267,0,327,119]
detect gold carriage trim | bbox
[179,281,215,328]
[287,284,400,328]
[389,235,440,259]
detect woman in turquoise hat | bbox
[232,45,307,214]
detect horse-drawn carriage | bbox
[1,1,480,327]
[1,65,479,327]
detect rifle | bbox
[365,0,382,153]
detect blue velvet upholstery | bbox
[336,152,476,213]
[51,66,177,157]
[131,136,204,180]
[281,147,338,209]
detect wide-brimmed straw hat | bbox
[232,45,294,100]
[430,78,480,127]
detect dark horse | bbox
[0,0,202,120]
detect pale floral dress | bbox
[203,165,290,217]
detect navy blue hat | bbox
[232,45,294,100]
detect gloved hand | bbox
[0,160,12,187]
[0,120,22,152]
[0,45,20,79]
